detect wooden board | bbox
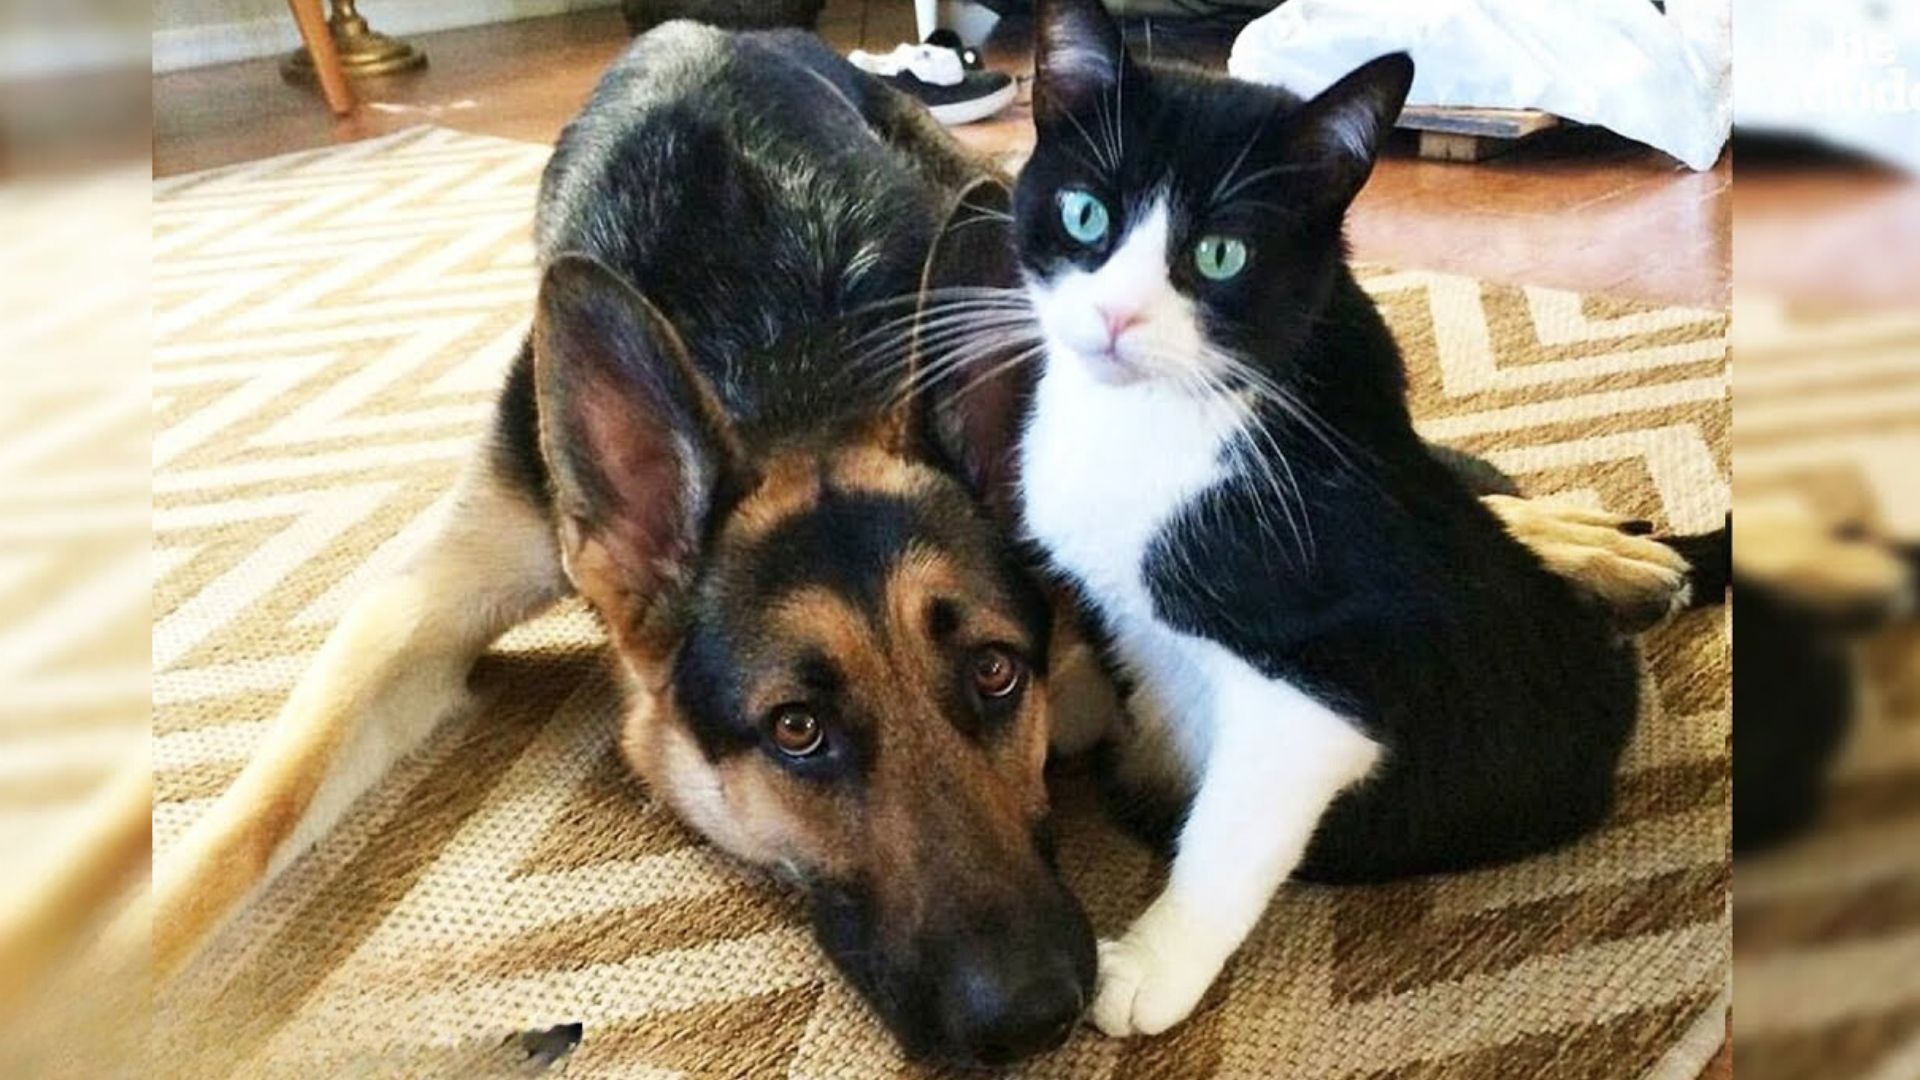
[1397,106,1563,162]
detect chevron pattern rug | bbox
[153,127,1731,1079]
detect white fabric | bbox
[1735,0,1920,174]
[1227,0,1731,171]
[847,43,964,87]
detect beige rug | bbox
[153,127,1730,1079]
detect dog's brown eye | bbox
[769,707,823,757]
[971,646,1024,699]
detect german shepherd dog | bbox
[156,25,1094,1067]
[149,23,1704,1067]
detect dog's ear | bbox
[907,177,1030,520]
[1034,0,1127,128]
[533,254,749,606]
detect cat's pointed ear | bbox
[906,177,1029,519]
[1281,52,1414,210]
[533,254,750,612]
[1034,0,1127,126]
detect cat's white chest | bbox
[1019,351,1237,616]
[1018,349,1378,795]
[1019,350,1245,776]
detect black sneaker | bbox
[923,29,984,72]
[848,39,1015,126]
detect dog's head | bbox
[532,185,1093,1066]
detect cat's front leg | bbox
[1091,651,1379,1037]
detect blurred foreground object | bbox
[1732,142,1920,1076]
[0,5,152,1073]
[1733,507,1915,854]
[0,0,146,176]
[1737,0,1920,173]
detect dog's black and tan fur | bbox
[147,23,1710,1068]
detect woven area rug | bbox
[153,127,1730,1079]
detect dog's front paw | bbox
[1088,934,1217,1038]
[1482,495,1693,631]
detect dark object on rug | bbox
[622,0,823,35]
[515,1022,585,1070]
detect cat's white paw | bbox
[1088,933,1217,1038]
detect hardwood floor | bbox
[154,2,1731,308]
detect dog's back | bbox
[528,26,963,442]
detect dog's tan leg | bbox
[152,455,567,977]
[1482,494,1697,630]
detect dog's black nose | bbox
[942,947,1087,1066]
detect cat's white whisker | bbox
[950,204,1016,226]
[1245,412,1315,567]
[942,344,1047,403]
[892,319,1043,386]
[912,327,1035,372]
[847,307,1039,369]
[1061,103,1117,176]
[1209,135,1262,209]
[844,285,1029,320]
[1177,362,1313,569]
[1206,347,1372,479]
[845,306,1032,357]
[1213,161,1315,205]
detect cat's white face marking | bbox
[1026,197,1208,388]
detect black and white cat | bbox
[1010,0,1654,1037]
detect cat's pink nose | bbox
[1099,306,1143,342]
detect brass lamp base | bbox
[282,5,427,83]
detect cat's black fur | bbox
[1016,0,1644,882]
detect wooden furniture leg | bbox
[286,0,355,116]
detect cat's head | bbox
[1014,0,1412,390]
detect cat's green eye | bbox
[1194,235,1249,282]
[1057,189,1110,246]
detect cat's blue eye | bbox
[1194,235,1249,282]
[1057,189,1110,246]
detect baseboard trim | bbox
[153,0,621,74]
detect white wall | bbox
[152,0,621,74]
